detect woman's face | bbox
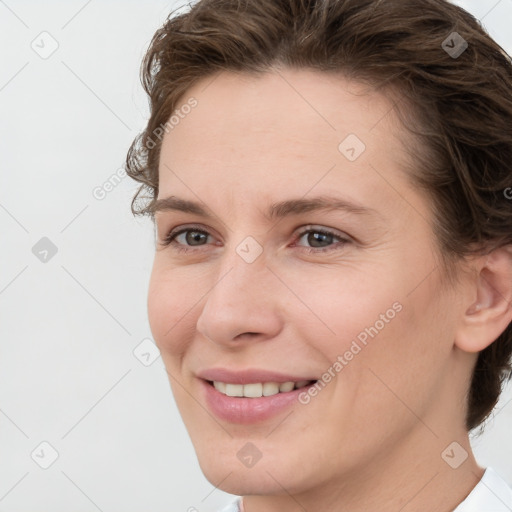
[147,69,468,496]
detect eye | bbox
[293,226,350,253]
[160,224,213,252]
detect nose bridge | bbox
[210,229,271,301]
[196,240,282,343]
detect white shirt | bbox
[453,467,512,511]
[219,467,512,512]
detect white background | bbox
[0,1,511,511]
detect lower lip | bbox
[200,379,313,424]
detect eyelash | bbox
[160,224,350,254]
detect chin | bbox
[199,460,292,496]
[194,444,313,497]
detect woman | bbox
[125,0,512,510]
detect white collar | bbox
[453,467,512,511]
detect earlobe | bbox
[455,245,512,353]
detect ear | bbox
[455,245,512,353]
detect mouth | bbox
[198,372,319,424]
[206,379,317,398]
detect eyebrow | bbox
[150,195,379,221]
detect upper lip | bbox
[197,368,317,385]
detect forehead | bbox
[156,68,417,216]
[163,68,403,146]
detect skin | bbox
[147,69,512,512]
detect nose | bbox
[195,248,283,346]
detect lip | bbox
[197,368,318,424]
[197,368,317,385]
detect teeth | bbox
[243,383,263,398]
[225,383,244,397]
[279,381,295,392]
[212,380,312,398]
[262,382,279,396]
[213,381,226,393]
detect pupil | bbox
[187,231,206,245]
[309,232,331,247]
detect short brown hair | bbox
[125,0,512,430]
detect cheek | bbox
[291,255,448,397]
[284,261,404,349]
[339,274,456,431]
[147,264,201,358]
